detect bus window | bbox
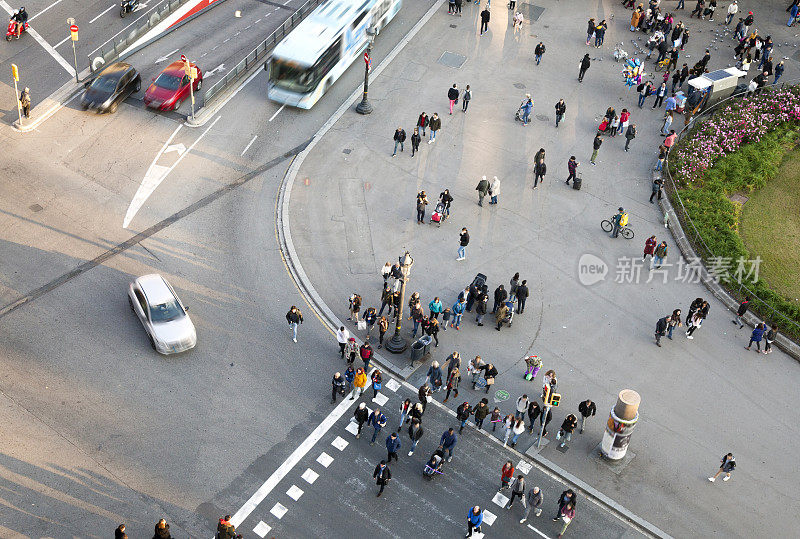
[271,59,316,93]
[314,36,342,81]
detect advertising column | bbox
[600,389,640,460]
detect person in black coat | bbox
[410,128,421,157]
[655,315,671,346]
[578,399,596,433]
[354,402,369,438]
[578,54,591,82]
[624,124,637,152]
[515,280,529,313]
[392,127,406,156]
[533,161,547,187]
[475,291,488,326]
[554,99,566,127]
[480,7,490,35]
[492,285,508,314]
[373,461,392,497]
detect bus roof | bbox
[272,0,373,66]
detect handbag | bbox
[374,382,382,390]
[357,320,367,330]
[486,376,495,386]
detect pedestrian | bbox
[655,144,667,171]
[360,339,373,371]
[489,176,500,204]
[637,80,652,108]
[726,0,738,24]
[448,83,459,115]
[363,306,377,335]
[555,99,566,127]
[490,406,502,431]
[557,502,575,537]
[451,298,465,330]
[578,400,596,433]
[732,297,749,328]
[116,524,128,539]
[746,323,765,351]
[557,414,578,448]
[655,315,671,347]
[475,290,488,326]
[671,69,681,94]
[417,112,428,136]
[653,240,668,268]
[651,177,664,203]
[440,427,457,462]
[386,432,401,463]
[690,0,705,19]
[480,362,498,393]
[586,18,596,45]
[348,293,362,323]
[468,355,484,388]
[590,134,602,165]
[473,398,489,430]
[462,84,471,112]
[661,112,673,136]
[480,6,490,35]
[336,326,350,358]
[406,127,421,157]
[476,175,489,206]
[285,305,303,343]
[534,160,547,188]
[492,285,508,314]
[708,452,736,482]
[444,368,462,403]
[509,417,526,447]
[594,19,607,47]
[513,10,524,33]
[426,316,440,347]
[610,115,619,137]
[350,367,367,400]
[502,414,515,446]
[499,460,515,490]
[565,156,579,185]
[331,371,346,403]
[520,486,543,522]
[578,54,591,82]
[520,94,533,125]
[416,190,428,223]
[426,361,443,392]
[495,301,509,331]
[456,400,472,432]
[774,61,784,84]
[373,460,392,497]
[369,408,387,445]
[652,82,667,108]
[377,315,388,348]
[428,112,441,143]
[454,0,462,16]
[679,64,689,87]
[534,41,546,64]
[418,382,432,411]
[515,280,529,314]
[539,405,553,436]
[686,302,708,339]
[404,419,424,456]
[392,127,406,157]
[19,87,31,119]
[457,227,469,260]
[466,506,484,537]
[664,130,677,152]
[523,355,542,382]
[553,489,577,521]
[643,235,657,264]
[344,336,358,366]
[527,399,542,433]
[506,474,526,510]
[154,518,171,539]
[448,0,455,13]
[764,323,778,354]
[515,394,529,419]
[667,309,682,339]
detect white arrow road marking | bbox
[155,49,180,64]
[205,64,226,77]
[122,117,220,228]
[165,143,186,155]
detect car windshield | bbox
[154,73,182,91]
[90,75,119,93]
[270,58,316,93]
[149,299,184,322]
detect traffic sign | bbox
[189,66,198,80]
[180,54,187,63]
[11,63,19,82]
[70,24,78,41]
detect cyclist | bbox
[611,207,627,238]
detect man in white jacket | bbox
[725,1,738,25]
[336,326,350,358]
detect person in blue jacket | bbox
[369,408,387,445]
[385,432,401,463]
[745,323,765,352]
[466,505,484,537]
[440,427,458,462]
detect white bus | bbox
[268,0,402,109]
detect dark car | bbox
[81,62,141,113]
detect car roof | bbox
[161,61,193,76]
[136,274,177,305]
[99,62,134,80]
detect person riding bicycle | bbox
[611,207,627,238]
[11,7,27,37]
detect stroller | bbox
[423,450,445,479]
[514,101,526,122]
[430,201,447,226]
[500,300,515,328]
[471,272,487,290]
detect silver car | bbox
[127,274,197,354]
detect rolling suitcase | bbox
[572,172,582,190]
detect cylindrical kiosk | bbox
[600,389,640,460]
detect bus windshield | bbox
[271,59,316,94]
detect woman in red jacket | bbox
[500,460,515,491]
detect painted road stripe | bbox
[344,421,359,436]
[372,393,388,406]
[286,485,304,501]
[268,104,285,122]
[331,436,348,451]
[301,468,318,484]
[491,491,509,508]
[28,0,68,21]
[253,521,271,538]
[241,135,258,156]
[517,460,533,475]
[0,0,74,77]
[482,509,497,526]
[54,34,70,48]
[527,523,550,538]
[385,378,401,392]
[316,452,334,468]
[89,4,116,24]
[269,502,287,519]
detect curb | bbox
[12,78,84,133]
[274,1,671,537]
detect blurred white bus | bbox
[268,0,402,109]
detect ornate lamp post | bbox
[385,251,413,353]
[355,26,377,115]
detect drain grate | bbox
[438,51,467,69]
[536,114,549,122]
[513,82,526,89]
[342,149,352,154]
[29,204,43,212]
[449,24,457,28]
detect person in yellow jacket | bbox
[351,367,368,400]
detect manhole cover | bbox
[449,24,457,28]
[555,443,569,453]
[519,4,545,21]
[438,51,467,69]
[536,114,549,122]
[29,203,43,212]
[513,82,526,89]
[342,148,352,154]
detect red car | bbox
[143,60,203,111]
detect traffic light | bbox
[542,384,550,404]
[549,393,561,407]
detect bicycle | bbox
[654,57,671,72]
[601,218,635,239]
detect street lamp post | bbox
[355,27,376,115]
[385,251,413,354]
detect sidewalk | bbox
[287,1,800,537]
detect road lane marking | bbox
[240,135,258,156]
[286,485,304,501]
[330,436,348,451]
[28,0,68,21]
[268,104,284,122]
[54,34,70,48]
[301,469,318,484]
[0,0,75,77]
[155,48,180,63]
[527,524,550,538]
[269,502,287,519]
[123,116,220,228]
[89,4,116,24]
[253,521,271,538]
[88,1,161,55]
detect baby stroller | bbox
[430,201,447,226]
[501,300,515,328]
[514,101,525,122]
[423,450,445,479]
[471,272,487,290]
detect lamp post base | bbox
[384,332,407,354]
[356,97,373,114]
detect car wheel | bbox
[133,77,141,93]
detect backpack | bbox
[620,213,629,227]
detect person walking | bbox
[457,227,469,260]
[565,156,579,185]
[456,400,472,432]
[416,191,428,224]
[686,301,709,339]
[534,42,546,65]
[533,160,547,188]
[650,177,664,203]
[360,339,374,371]
[708,452,736,482]
[407,419,424,455]
[426,361,443,392]
[369,408,387,445]
[500,460,515,490]
[331,372,346,403]
[385,432,401,463]
[578,400,596,433]
[590,134,602,165]
[643,235,657,264]
[554,99,566,127]
[664,130,677,152]
[557,414,578,448]
[373,460,392,497]
[480,7,490,35]
[466,506,484,537]
[489,176,501,204]
[476,175,489,206]
[553,489,577,521]
[726,0,738,24]
[344,337,358,366]
[351,367,368,400]
[444,367,462,403]
[512,10,524,33]
[378,315,388,348]
[428,113,441,143]
[502,414,514,446]
[774,61,784,84]
[764,323,778,354]
[745,323,765,351]
[557,502,575,537]
[397,398,413,431]
[336,326,350,358]
[343,364,355,396]
[473,399,489,430]
[578,54,591,82]
[653,240,668,269]
[506,475,526,510]
[480,362,498,394]
[661,111,673,136]
[285,305,303,343]
[440,427,457,462]
[732,297,749,328]
[520,95,533,126]
[417,112,429,136]
[515,394,529,419]
[509,417,526,447]
[363,306,377,336]
[516,280,529,313]
[154,519,171,539]
[655,145,667,172]
[410,127,421,157]
[520,486,543,522]
[371,369,383,399]
[448,84,459,115]
[469,355,485,388]
[348,293,362,323]
[462,84,471,112]
[418,382,432,411]
[655,314,671,347]
[425,316,440,347]
[392,127,406,156]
